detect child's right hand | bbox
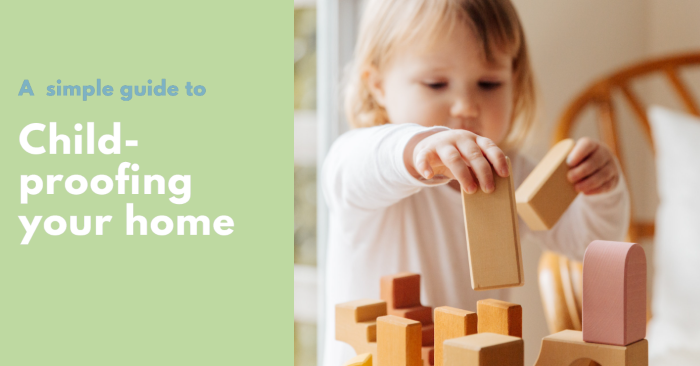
[406,130,509,194]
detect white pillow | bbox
[647,106,700,364]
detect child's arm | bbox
[519,139,630,261]
[322,123,447,211]
[322,124,510,212]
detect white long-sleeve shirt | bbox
[320,123,630,366]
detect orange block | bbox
[378,315,422,366]
[392,306,433,325]
[583,240,646,346]
[381,273,422,310]
[477,299,522,338]
[336,299,387,360]
[434,307,478,366]
[344,353,372,366]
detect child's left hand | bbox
[566,137,620,195]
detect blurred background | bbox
[294,1,700,365]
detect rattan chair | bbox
[538,52,700,334]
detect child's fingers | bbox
[436,145,477,193]
[414,148,435,179]
[583,175,618,195]
[476,136,509,178]
[574,160,616,193]
[456,139,494,193]
[567,149,609,183]
[567,137,599,167]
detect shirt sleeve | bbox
[321,123,450,212]
[515,154,631,261]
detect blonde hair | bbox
[344,0,536,150]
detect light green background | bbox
[0,1,291,365]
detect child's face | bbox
[368,22,514,145]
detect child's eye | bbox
[424,81,447,90]
[478,81,502,90]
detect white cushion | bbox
[647,106,700,364]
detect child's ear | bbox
[362,65,386,107]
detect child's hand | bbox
[566,137,620,195]
[407,130,509,194]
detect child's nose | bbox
[450,96,479,119]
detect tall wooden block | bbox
[515,139,577,230]
[462,157,524,290]
[435,307,478,366]
[336,299,387,360]
[583,240,647,346]
[477,299,522,338]
[534,330,647,366]
[443,333,524,366]
[377,315,422,366]
[344,353,372,366]
[381,273,422,310]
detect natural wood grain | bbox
[377,315,422,366]
[476,299,522,338]
[516,138,577,230]
[534,330,647,366]
[443,333,524,366]
[462,157,524,290]
[336,299,387,361]
[582,240,647,346]
[434,307,478,366]
[344,353,372,366]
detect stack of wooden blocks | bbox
[336,240,648,365]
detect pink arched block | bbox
[582,240,646,346]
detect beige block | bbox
[434,307,478,366]
[462,157,524,290]
[534,330,647,366]
[444,333,524,366]
[516,139,577,231]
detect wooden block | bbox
[344,353,372,366]
[583,240,647,346]
[435,307,478,366]
[462,157,524,290]
[515,138,577,230]
[444,333,524,366]
[381,273,422,310]
[421,346,434,366]
[377,315,422,366]
[392,306,433,325]
[534,330,647,366]
[336,299,387,360]
[477,299,522,337]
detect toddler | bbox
[321,0,630,364]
